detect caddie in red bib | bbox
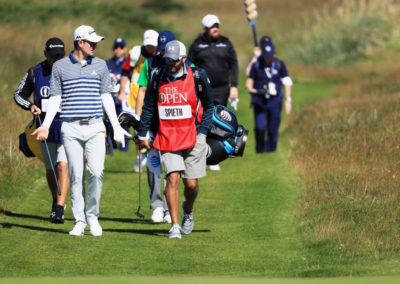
[137,40,214,240]
[154,66,200,152]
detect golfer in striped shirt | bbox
[34,25,131,237]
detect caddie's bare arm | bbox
[135,86,147,116]
[32,95,61,141]
[118,75,129,103]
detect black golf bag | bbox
[206,105,249,165]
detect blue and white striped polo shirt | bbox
[49,52,113,120]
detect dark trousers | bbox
[253,96,282,153]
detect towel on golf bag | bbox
[19,117,42,160]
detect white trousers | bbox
[61,120,105,224]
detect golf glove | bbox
[113,126,132,148]
[229,98,239,111]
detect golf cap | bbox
[73,25,104,43]
[113,37,126,49]
[163,40,182,61]
[261,41,275,57]
[45,37,65,58]
[202,14,220,28]
[259,35,273,47]
[143,29,159,46]
[156,30,175,52]
[177,41,186,57]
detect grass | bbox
[287,64,400,253]
[0,142,305,277]
[1,0,400,280]
[286,0,399,66]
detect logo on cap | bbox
[49,44,64,48]
[160,36,167,43]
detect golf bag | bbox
[206,105,249,165]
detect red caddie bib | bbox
[153,67,201,152]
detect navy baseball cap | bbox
[259,35,273,47]
[113,37,126,49]
[45,37,65,58]
[156,30,175,52]
[261,41,275,57]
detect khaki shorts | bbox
[39,141,67,170]
[160,134,207,179]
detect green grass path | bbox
[0,144,306,277]
[2,78,398,281]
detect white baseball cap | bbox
[202,14,220,28]
[143,29,159,47]
[73,25,104,43]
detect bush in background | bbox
[287,0,399,66]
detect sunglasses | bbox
[164,57,180,63]
[83,40,97,48]
[114,45,125,50]
[50,53,64,59]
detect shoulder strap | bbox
[149,66,164,100]
[191,66,207,125]
[191,66,205,99]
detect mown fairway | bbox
[1,0,400,282]
[0,102,306,277]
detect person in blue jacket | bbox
[14,37,69,223]
[245,37,293,153]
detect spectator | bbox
[188,14,239,171]
[245,37,293,153]
[135,30,177,224]
[106,37,129,151]
[118,30,158,172]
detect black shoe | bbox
[49,199,57,222]
[52,205,65,224]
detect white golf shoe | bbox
[168,224,182,239]
[69,222,86,236]
[88,218,103,237]
[163,211,172,224]
[151,207,164,223]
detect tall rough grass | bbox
[287,0,399,66]
[288,70,400,251]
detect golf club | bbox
[37,116,61,196]
[135,147,144,219]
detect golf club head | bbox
[118,112,140,130]
[135,211,145,219]
[135,207,144,219]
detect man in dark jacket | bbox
[14,37,69,223]
[188,14,239,108]
[188,14,239,171]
